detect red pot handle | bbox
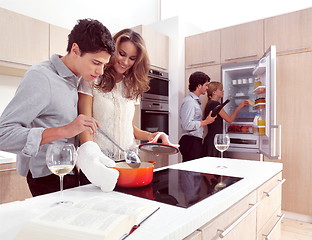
[146,160,156,165]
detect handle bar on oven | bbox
[142,110,169,114]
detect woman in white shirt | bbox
[78,29,167,182]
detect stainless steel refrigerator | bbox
[222,46,281,160]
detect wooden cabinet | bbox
[198,191,257,240]
[49,24,70,57]
[0,7,49,66]
[131,25,169,71]
[275,51,312,216]
[0,162,32,204]
[256,172,284,239]
[185,30,220,68]
[265,8,312,55]
[188,172,283,240]
[221,20,264,63]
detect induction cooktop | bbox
[115,168,243,208]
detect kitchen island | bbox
[0,157,283,240]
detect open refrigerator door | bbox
[253,45,281,159]
[222,45,281,160]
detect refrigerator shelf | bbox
[253,86,266,95]
[253,103,265,109]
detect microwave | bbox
[142,69,169,102]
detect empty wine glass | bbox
[46,143,77,205]
[214,134,230,169]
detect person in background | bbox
[0,19,118,196]
[179,71,216,162]
[203,81,249,157]
[78,28,169,184]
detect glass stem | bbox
[221,151,223,159]
[59,175,64,200]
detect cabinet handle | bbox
[0,167,16,172]
[186,60,216,67]
[218,201,260,238]
[277,46,310,54]
[263,179,286,197]
[224,54,257,61]
[262,214,285,240]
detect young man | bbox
[0,19,118,196]
[179,71,216,162]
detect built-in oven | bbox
[141,69,169,135]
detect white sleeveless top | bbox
[78,79,138,161]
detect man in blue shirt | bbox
[179,71,216,162]
[0,19,118,196]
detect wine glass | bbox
[214,133,230,187]
[214,134,230,159]
[46,143,77,205]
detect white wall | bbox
[0,75,21,115]
[148,17,203,164]
[0,0,160,33]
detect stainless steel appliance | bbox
[141,69,169,135]
[222,46,281,160]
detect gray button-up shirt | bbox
[180,92,204,139]
[0,54,79,178]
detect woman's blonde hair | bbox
[207,81,223,100]
[96,29,150,99]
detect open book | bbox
[15,197,160,240]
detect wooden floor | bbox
[281,218,312,240]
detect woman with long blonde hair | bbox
[78,29,166,184]
[203,81,248,157]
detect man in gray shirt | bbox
[0,19,118,196]
[179,71,216,162]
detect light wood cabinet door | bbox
[257,208,282,240]
[0,7,49,66]
[0,163,32,204]
[276,51,312,216]
[198,191,257,240]
[132,25,169,71]
[221,20,264,64]
[49,24,70,57]
[265,7,312,55]
[185,30,220,68]
[256,172,283,232]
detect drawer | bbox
[257,208,283,240]
[199,190,257,240]
[257,172,284,230]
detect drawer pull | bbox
[187,60,216,67]
[0,167,16,172]
[264,179,286,197]
[277,46,309,54]
[218,201,260,238]
[262,214,285,240]
[224,54,257,61]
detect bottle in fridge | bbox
[222,45,281,160]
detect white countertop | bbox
[0,151,16,164]
[0,157,282,240]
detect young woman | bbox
[203,81,249,157]
[78,29,167,172]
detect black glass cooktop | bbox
[115,168,243,208]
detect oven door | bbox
[141,110,169,134]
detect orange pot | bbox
[114,161,155,188]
